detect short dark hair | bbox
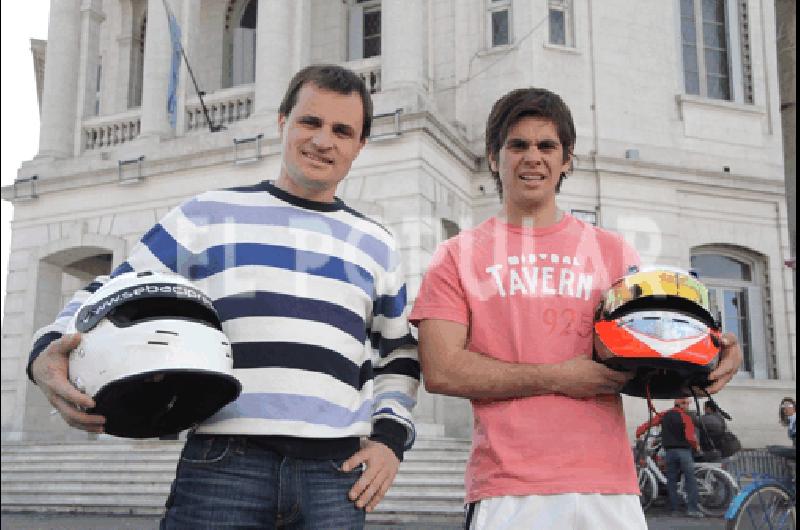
[279,64,373,141]
[485,87,576,198]
[779,397,796,426]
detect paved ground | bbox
[1,508,726,530]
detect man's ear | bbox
[278,113,286,135]
[562,150,573,174]
[488,152,498,173]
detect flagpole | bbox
[162,0,223,133]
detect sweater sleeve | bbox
[26,202,194,382]
[368,243,419,459]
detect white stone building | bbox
[1,0,795,449]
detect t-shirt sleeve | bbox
[409,241,469,327]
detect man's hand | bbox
[30,333,105,433]
[342,440,400,512]
[703,333,743,394]
[551,356,633,398]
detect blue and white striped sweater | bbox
[30,181,419,449]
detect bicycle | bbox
[635,433,738,516]
[725,445,795,530]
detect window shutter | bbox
[233,27,256,86]
[348,5,364,61]
[746,286,768,379]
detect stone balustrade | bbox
[81,111,142,151]
[346,57,382,94]
[185,85,254,132]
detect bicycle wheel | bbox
[638,467,658,511]
[726,483,796,530]
[695,466,738,517]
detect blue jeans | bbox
[664,448,699,513]
[160,434,366,529]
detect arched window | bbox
[691,247,774,379]
[223,0,257,88]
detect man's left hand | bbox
[704,332,743,394]
[342,440,400,512]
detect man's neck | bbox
[273,175,337,203]
[500,202,562,228]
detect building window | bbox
[94,60,102,116]
[441,219,460,241]
[548,0,574,47]
[487,0,512,48]
[348,0,381,61]
[680,0,753,103]
[691,248,774,379]
[571,209,597,225]
[128,13,146,109]
[224,0,257,88]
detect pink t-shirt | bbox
[409,214,641,502]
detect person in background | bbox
[698,400,727,454]
[636,397,704,518]
[779,397,796,446]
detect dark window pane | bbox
[549,10,566,45]
[703,21,727,49]
[682,16,697,44]
[691,254,752,281]
[681,0,695,17]
[364,10,380,38]
[702,0,726,22]
[364,36,381,58]
[240,0,257,29]
[492,10,509,47]
[707,73,731,100]
[363,9,381,58]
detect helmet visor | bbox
[618,311,709,342]
[602,270,711,317]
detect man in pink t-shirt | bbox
[409,88,743,529]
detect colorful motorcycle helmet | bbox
[593,266,721,399]
[66,270,241,438]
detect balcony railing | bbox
[82,110,142,151]
[185,85,254,132]
[346,56,382,94]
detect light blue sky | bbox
[1,3,48,323]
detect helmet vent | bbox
[108,297,223,331]
[156,330,178,335]
[147,341,169,346]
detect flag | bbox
[165,0,182,129]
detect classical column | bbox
[253,0,293,117]
[380,0,425,93]
[37,0,81,159]
[139,0,178,138]
[74,0,105,155]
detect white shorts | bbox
[466,493,647,530]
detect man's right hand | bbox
[550,356,633,398]
[31,333,106,433]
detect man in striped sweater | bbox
[28,65,419,529]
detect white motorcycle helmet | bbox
[67,270,241,438]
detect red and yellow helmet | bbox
[594,266,721,399]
